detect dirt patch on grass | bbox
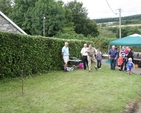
[123,98,141,113]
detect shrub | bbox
[0,31,93,79]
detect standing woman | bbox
[127,47,134,61]
[120,46,127,71]
[80,43,88,70]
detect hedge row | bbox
[91,38,114,53]
[0,31,96,79]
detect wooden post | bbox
[21,70,24,96]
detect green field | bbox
[0,65,141,113]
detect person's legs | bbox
[120,61,124,71]
[120,63,123,71]
[110,58,116,70]
[82,56,85,69]
[83,56,87,70]
[86,56,88,68]
[128,67,132,74]
[110,59,114,70]
[92,57,97,70]
[99,60,102,68]
[123,58,127,71]
[97,60,101,68]
[124,61,127,71]
[63,56,69,71]
[88,56,92,71]
[113,59,116,70]
[97,60,100,68]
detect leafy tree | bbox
[9,0,66,36]
[64,0,99,37]
[82,19,99,37]
[9,0,37,34]
[0,0,12,15]
[116,26,140,38]
[58,2,76,35]
[97,27,116,38]
[9,0,99,38]
[29,0,66,36]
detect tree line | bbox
[0,0,99,38]
[94,14,141,25]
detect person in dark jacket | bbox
[96,49,102,69]
[108,45,117,70]
[127,47,134,60]
[123,47,133,71]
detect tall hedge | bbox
[0,31,94,79]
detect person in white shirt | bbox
[62,42,69,72]
[80,43,88,70]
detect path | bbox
[102,59,141,75]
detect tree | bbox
[29,0,66,36]
[58,2,76,35]
[81,18,99,37]
[9,0,66,36]
[0,0,12,15]
[116,26,140,38]
[64,0,99,37]
[9,0,37,34]
[98,27,116,38]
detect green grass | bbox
[0,65,141,113]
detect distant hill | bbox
[93,14,141,24]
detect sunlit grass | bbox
[0,65,141,113]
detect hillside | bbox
[94,14,141,25]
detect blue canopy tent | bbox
[109,34,141,46]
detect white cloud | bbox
[62,0,141,19]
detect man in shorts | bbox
[62,42,69,72]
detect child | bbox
[127,58,134,74]
[117,54,123,71]
[96,49,102,69]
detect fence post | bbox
[21,70,24,96]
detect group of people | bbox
[80,43,102,72]
[61,42,135,74]
[108,45,134,74]
[62,42,102,72]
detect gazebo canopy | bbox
[109,34,141,46]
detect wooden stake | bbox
[21,70,24,96]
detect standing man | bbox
[80,43,88,70]
[108,45,117,70]
[86,44,97,72]
[62,42,69,72]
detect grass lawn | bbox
[0,65,141,113]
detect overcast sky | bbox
[62,0,141,19]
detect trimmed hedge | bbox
[91,38,115,53]
[0,31,94,79]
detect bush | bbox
[0,31,93,79]
[90,37,115,53]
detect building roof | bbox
[0,11,27,35]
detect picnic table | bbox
[102,54,109,59]
[133,58,141,67]
[133,52,141,67]
[68,57,82,67]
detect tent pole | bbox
[108,45,110,53]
